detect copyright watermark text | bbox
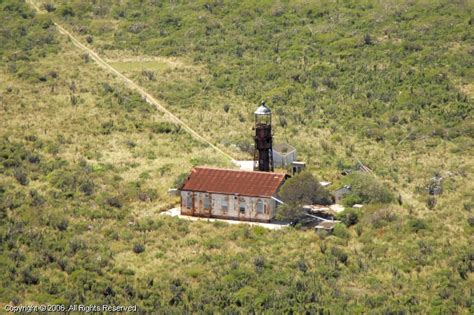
[5,304,138,313]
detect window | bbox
[204,194,211,209]
[257,200,264,214]
[221,196,228,213]
[186,193,193,209]
[239,198,246,214]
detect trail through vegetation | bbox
[26,0,235,162]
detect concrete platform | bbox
[233,160,254,171]
[160,208,289,230]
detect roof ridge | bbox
[183,166,287,198]
[193,166,286,176]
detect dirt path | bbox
[26,0,235,163]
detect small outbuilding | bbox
[273,143,296,169]
[180,167,287,222]
[291,161,306,175]
[334,185,352,203]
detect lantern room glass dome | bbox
[254,101,272,116]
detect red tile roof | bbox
[181,167,286,198]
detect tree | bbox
[279,172,332,205]
[277,172,332,221]
[276,203,304,221]
[344,172,394,204]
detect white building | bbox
[180,167,287,222]
[273,143,296,169]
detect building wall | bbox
[334,188,351,203]
[273,150,297,168]
[180,191,277,222]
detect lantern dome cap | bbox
[254,101,272,115]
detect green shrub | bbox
[43,3,56,12]
[173,172,189,188]
[29,190,45,207]
[150,122,178,134]
[133,243,145,254]
[345,172,394,204]
[409,218,428,233]
[332,223,349,239]
[297,259,308,273]
[80,180,94,196]
[339,209,360,227]
[107,197,122,208]
[56,219,69,231]
[468,217,474,227]
[60,6,75,17]
[21,267,39,285]
[331,247,349,265]
[280,172,328,204]
[254,256,265,271]
[426,196,437,210]
[14,169,29,186]
[342,194,363,207]
[368,208,397,228]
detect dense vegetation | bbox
[0,0,472,313]
[277,172,332,221]
[341,171,395,206]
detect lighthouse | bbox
[253,101,274,172]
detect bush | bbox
[254,256,265,271]
[276,203,306,222]
[331,247,349,265]
[339,209,359,227]
[107,197,122,208]
[344,172,394,204]
[61,6,75,17]
[142,70,156,81]
[368,208,397,228]
[30,190,45,206]
[80,180,94,196]
[68,238,85,254]
[27,154,40,164]
[133,243,145,254]
[332,223,349,239]
[297,259,308,273]
[426,196,436,210]
[21,267,39,285]
[342,194,363,207]
[173,172,189,188]
[456,252,473,280]
[56,219,69,231]
[279,172,332,206]
[363,34,373,45]
[43,3,56,12]
[150,122,177,134]
[14,170,29,186]
[322,77,336,89]
[409,218,428,233]
[468,217,474,227]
